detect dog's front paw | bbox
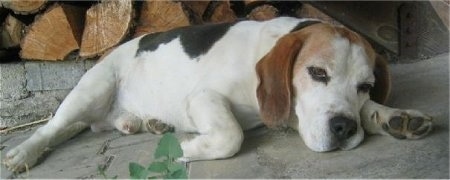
[3,145,40,172]
[382,110,433,139]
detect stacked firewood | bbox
[0,0,335,61]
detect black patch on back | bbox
[290,20,321,32]
[136,22,235,59]
[136,32,175,56]
[180,22,234,58]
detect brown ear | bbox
[370,54,391,104]
[256,35,304,128]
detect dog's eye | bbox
[357,83,373,93]
[307,66,329,83]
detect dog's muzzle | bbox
[330,116,357,141]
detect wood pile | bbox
[0,0,334,61]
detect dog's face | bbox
[257,23,389,152]
[292,32,375,151]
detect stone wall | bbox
[0,60,96,128]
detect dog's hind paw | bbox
[382,110,433,140]
[145,119,174,135]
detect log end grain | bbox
[20,4,83,61]
[134,1,190,37]
[80,0,133,58]
[247,4,278,21]
[1,0,47,15]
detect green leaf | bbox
[167,163,185,173]
[129,162,148,179]
[154,133,183,159]
[166,163,187,179]
[147,162,167,173]
[166,169,188,179]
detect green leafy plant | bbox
[129,133,187,179]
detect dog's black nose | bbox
[330,116,357,140]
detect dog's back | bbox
[99,17,303,131]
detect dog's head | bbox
[256,22,390,152]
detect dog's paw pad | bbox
[146,119,173,135]
[383,110,432,140]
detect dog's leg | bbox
[360,100,433,139]
[4,63,116,172]
[179,90,244,162]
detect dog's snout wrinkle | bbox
[330,116,357,140]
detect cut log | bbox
[134,1,190,37]
[247,4,278,21]
[0,0,47,15]
[205,1,237,23]
[20,4,85,61]
[80,0,133,58]
[1,14,25,48]
[181,1,210,24]
[244,0,265,6]
[242,0,268,12]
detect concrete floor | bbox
[1,54,448,179]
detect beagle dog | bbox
[4,17,432,172]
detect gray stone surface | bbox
[0,60,96,128]
[0,90,70,128]
[0,54,448,178]
[25,61,87,91]
[0,62,29,101]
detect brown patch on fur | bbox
[371,54,391,104]
[336,27,376,65]
[256,34,303,128]
[256,23,337,128]
[292,24,336,83]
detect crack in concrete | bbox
[98,155,115,173]
[95,133,123,155]
[97,139,111,155]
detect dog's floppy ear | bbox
[256,35,304,128]
[370,54,391,104]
